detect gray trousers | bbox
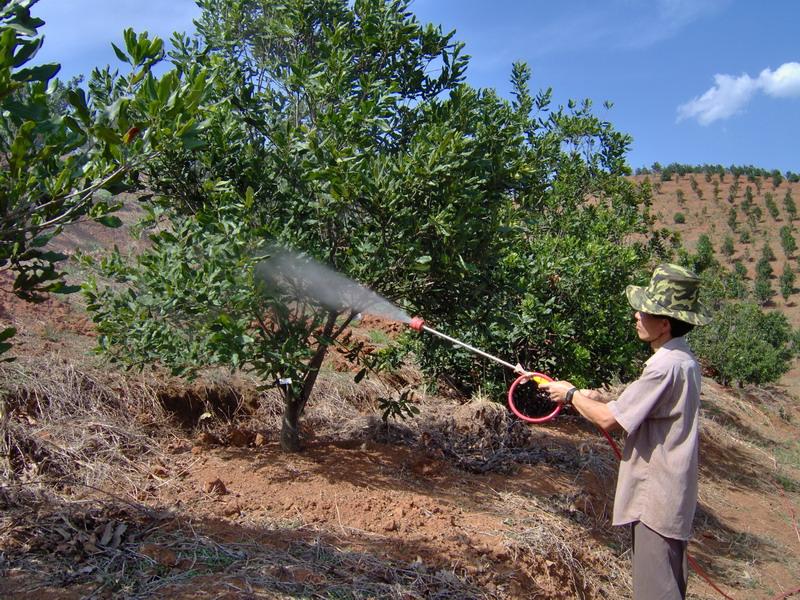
[631,521,688,600]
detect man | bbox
[540,264,711,600]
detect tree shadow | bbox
[0,484,496,600]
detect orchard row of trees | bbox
[636,162,800,185]
[3,0,797,449]
[683,233,798,305]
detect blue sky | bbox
[32,0,799,173]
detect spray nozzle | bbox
[409,316,425,331]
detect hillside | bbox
[640,172,800,321]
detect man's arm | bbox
[540,381,621,432]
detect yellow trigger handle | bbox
[531,376,548,385]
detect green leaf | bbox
[95,215,123,228]
[93,125,121,145]
[30,228,60,248]
[62,115,86,135]
[67,88,91,124]
[12,63,60,83]
[413,255,432,272]
[123,28,138,60]
[50,283,81,294]
[12,37,43,67]
[36,251,68,263]
[0,327,17,342]
[111,42,129,64]
[354,367,367,383]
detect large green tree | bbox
[86,0,659,451]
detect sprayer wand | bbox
[409,316,518,371]
[408,316,559,423]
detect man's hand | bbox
[541,382,620,431]
[539,380,576,405]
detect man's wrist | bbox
[564,387,577,407]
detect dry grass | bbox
[0,361,494,598]
[0,357,171,492]
[497,489,632,599]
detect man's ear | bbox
[661,317,673,337]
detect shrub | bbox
[0,4,210,359]
[780,225,797,257]
[673,212,686,224]
[698,265,742,309]
[756,257,773,279]
[765,192,780,220]
[85,0,657,451]
[725,271,749,300]
[784,190,797,222]
[692,234,716,273]
[742,186,753,214]
[690,302,797,385]
[754,274,773,305]
[727,207,737,231]
[780,264,795,301]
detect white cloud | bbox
[677,62,800,125]
[677,73,759,125]
[626,0,730,48]
[759,62,800,98]
[472,0,730,63]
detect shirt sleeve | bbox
[608,366,674,434]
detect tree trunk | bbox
[279,310,341,452]
[280,390,303,452]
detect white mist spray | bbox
[254,247,411,323]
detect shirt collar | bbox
[645,336,690,366]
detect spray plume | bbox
[254,247,411,323]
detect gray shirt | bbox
[607,336,701,540]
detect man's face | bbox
[634,311,670,343]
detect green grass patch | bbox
[775,473,800,493]
[366,329,392,345]
[776,440,800,469]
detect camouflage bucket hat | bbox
[625,263,711,326]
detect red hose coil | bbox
[507,372,561,424]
